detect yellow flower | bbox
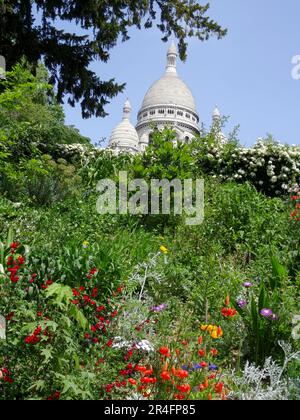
[211,330,219,339]
[211,326,223,339]
[200,325,208,331]
[160,246,168,254]
[83,241,89,248]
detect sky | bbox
[62,0,300,147]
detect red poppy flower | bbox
[176,384,191,393]
[128,378,137,386]
[198,349,206,358]
[215,382,224,394]
[161,371,171,381]
[159,346,171,357]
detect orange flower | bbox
[225,295,230,307]
[172,366,178,376]
[203,378,209,389]
[162,362,169,372]
[208,393,213,400]
[198,336,203,345]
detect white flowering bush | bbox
[193,137,300,196]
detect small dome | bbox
[109,100,139,153]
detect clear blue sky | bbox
[62,0,300,147]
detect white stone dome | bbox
[109,100,139,153]
[141,73,197,113]
[136,43,200,148]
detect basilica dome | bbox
[136,42,200,150]
[141,70,197,113]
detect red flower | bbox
[215,382,224,394]
[161,371,171,381]
[128,378,137,386]
[97,306,105,312]
[159,346,171,357]
[71,300,79,305]
[176,369,189,379]
[198,349,206,358]
[6,312,14,321]
[34,326,42,336]
[72,288,80,297]
[221,307,237,318]
[174,393,185,400]
[176,384,191,393]
[17,256,25,265]
[106,339,113,347]
[10,274,20,284]
[198,336,203,345]
[53,391,60,400]
[10,242,19,252]
[210,348,218,357]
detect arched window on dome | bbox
[185,136,190,144]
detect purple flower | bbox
[260,308,273,318]
[209,364,218,371]
[193,363,202,371]
[151,303,167,313]
[271,314,279,322]
[237,299,247,309]
[243,282,253,288]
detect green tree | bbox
[0,0,227,118]
[0,60,91,159]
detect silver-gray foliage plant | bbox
[229,341,300,400]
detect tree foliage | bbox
[0,0,227,118]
